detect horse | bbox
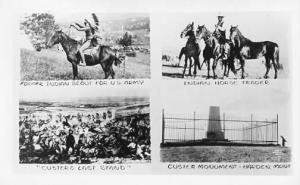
[229,26,281,79]
[46,29,123,80]
[213,26,237,78]
[179,22,201,77]
[195,25,224,79]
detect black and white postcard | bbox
[0,0,299,184]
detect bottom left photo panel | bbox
[18,86,150,168]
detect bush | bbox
[118,32,133,47]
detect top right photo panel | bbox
[161,12,291,79]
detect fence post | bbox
[250,114,253,144]
[184,122,186,141]
[162,109,165,145]
[266,119,268,144]
[223,113,225,137]
[194,112,196,141]
[276,114,279,145]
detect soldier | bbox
[66,129,75,155]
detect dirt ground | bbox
[20,48,150,81]
[162,58,288,79]
[160,146,291,163]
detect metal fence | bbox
[161,110,279,145]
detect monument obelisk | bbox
[207,106,225,140]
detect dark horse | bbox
[179,22,201,77]
[213,26,237,78]
[196,25,235,79]
[229,26,281,79]
[46,29,122,80]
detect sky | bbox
[48,12,148,24]
[162,82,291,143]
[158,12,291,63]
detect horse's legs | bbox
[271,57,278,79]
[223,60,227,77]
[182,56,188,78]
[102,66,109,79]
[200,59,205,70]
[110,67,115,79]
[212,58,218,79]
[188,57,192,76]
[240,59,245,79]
[196,55,201,70]
[193,56,198,76]
[71,63,78,80]
[229,58,236,76]
[206,58,210,79]
[105,68,110,79]
[226,60,231,77]
[264,57,271,79]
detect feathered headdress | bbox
[92,13,99,26]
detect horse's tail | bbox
[274,46,282,70]
[113,52,122,66]
[179,47,185,60]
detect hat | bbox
[217,12,224,18]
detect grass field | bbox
[20,48,150,81]
[160,146,291,163]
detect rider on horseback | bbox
[214,14,228,60]
[70,19,100,66]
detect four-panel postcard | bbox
[14,0,299,181]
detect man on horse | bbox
[214,14,228,60]
[70,19,100,66]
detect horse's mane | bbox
[202,27,213,41]
[186,29,196,41]
[234,28,251,43]
[200,26,218,48]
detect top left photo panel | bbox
[19,13,150,80]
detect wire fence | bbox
[162,110,278,145]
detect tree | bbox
[118,32,133,47]
[20,13,59,51]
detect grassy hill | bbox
[20,48,150,80]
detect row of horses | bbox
[179,22,281,79]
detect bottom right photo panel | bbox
[160,84,291,166]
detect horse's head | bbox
[46,29,65,48]
[195,24,206,39]
[229,25,239,41]
[180,22,194,38]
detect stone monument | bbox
[207,106,225,140]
